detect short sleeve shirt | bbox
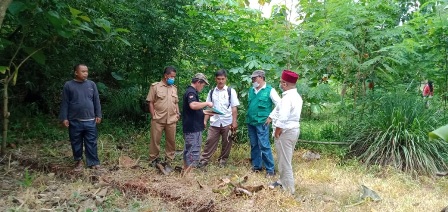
[206,85,240,127]
[146,81,179,124]
[182,86,205,133]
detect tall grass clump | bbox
[347,92,448,175]
[102,86,146,123]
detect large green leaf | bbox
[115,28,130,33]
[8,1,26,15]
[46,11,63,27]
[79,15,91,22]
[111,72,124,81]
[78,23,94,33]
[94,18,111,33]
[0,66,8,74]
[429,124,448,141]
[116,37,131,46]
[0,38,14,49]
[23,47,46,65]
[69,6,83,17]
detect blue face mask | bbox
[167,78,175,85]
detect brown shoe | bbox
[74,161,83,171]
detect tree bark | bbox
[1,76,9,156]
[0,0,12,30]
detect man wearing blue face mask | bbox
[146,66,180,174]
[246,70,281,178]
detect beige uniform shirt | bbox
[146,81,179,124]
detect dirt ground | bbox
[1,143,447,211]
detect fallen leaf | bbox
[96,188,108,197]
[360,185,381,202]
[218,178,231,187]
[119,155,136,168]
[234,187,252,196]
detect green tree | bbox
[295,0,409,100]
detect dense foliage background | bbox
[1,0,448,174]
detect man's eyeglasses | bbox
[251,76,259,81]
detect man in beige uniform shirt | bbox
[147,66,180,173]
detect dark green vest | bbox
[245,85,273,125]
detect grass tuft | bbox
[347,93,448,175]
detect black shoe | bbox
[197,161,207,169]
[218,160,227,168]
[174,166,183,173]
[150,158,161,167]
[251,167,262,173]
[265,172,276,178]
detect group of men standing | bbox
[59,64,302,195]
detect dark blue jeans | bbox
[69,120,100,167]
[248,124,275,174]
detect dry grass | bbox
[1,143,447,211]
[199,145,448,211]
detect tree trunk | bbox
[1,76,9,156]
[0,0,12,29]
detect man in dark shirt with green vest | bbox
[246,70,280,178]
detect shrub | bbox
[347,92,448,175]
[102,86,147,123]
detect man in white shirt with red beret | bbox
[269,70,303,195]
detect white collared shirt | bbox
[206,85,240,127]
[253,83,281,107]
[270,88,302,129]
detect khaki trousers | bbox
[275,128,299,195]
[149,119,177,162]
[200,125,232,164]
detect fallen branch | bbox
[234,187,252,196]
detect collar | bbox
[161,80,168,86]
[255,82,267,91]
[282,88,297,96]
[214,85,228,91]
[188,85,198,92]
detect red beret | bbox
[281,70,299,83]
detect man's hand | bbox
[274,127,282,139]
[207,102,213,107]
[95,117,102,124]
[231,122,238,129]
[63,120,69,128]
[265,117,272,125]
